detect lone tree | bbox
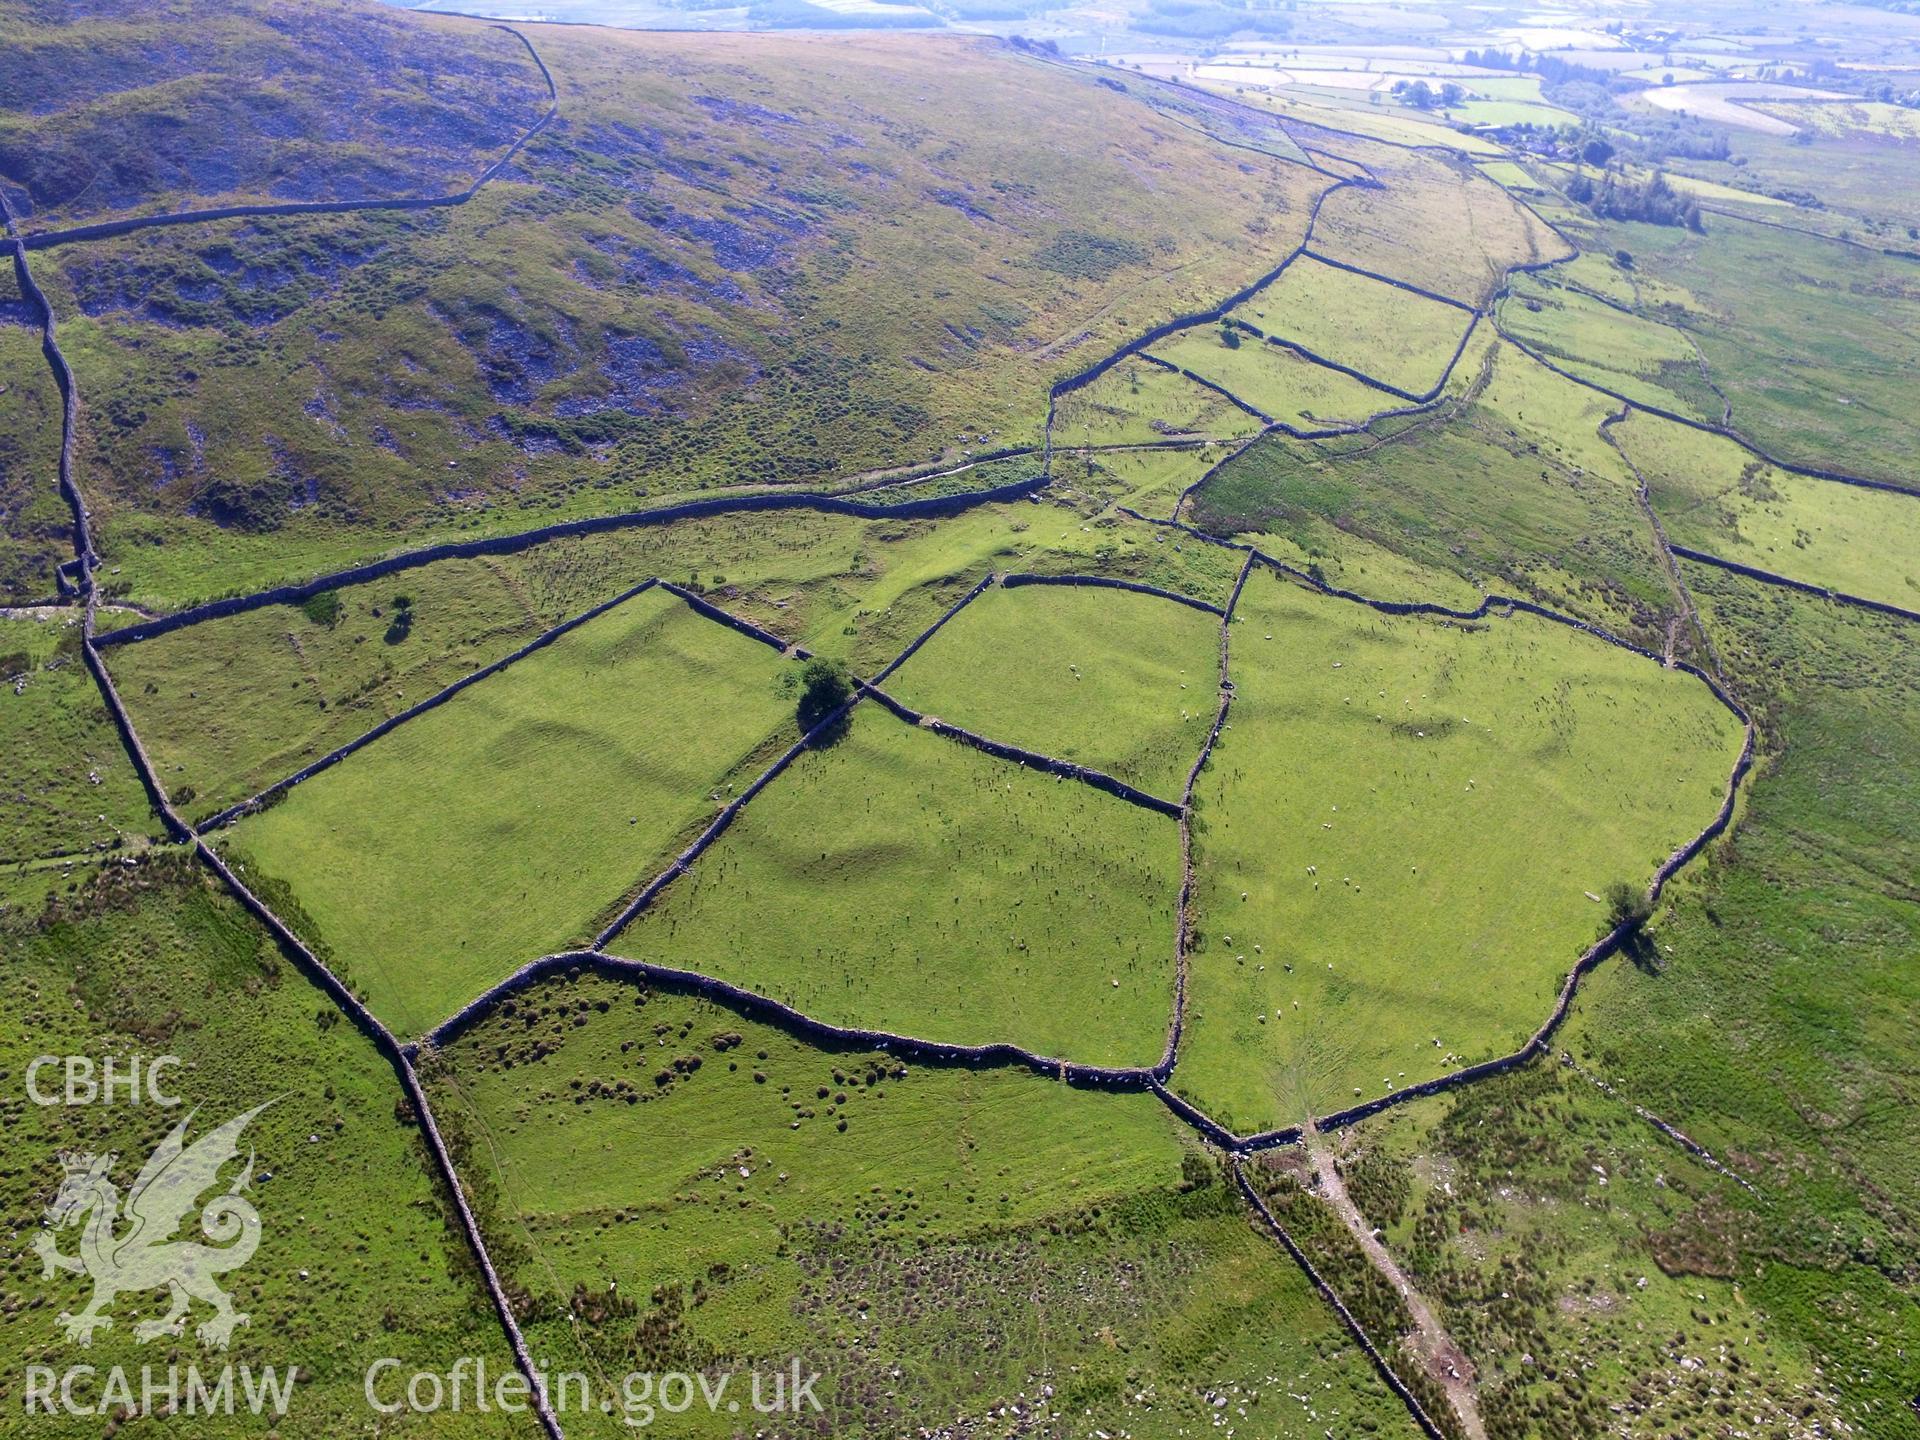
[797,656,853,734]
[1604,879,1652,934]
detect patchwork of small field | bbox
[886,580,1222,797]
[105,495,1250,806]
[608,707,1180,1067]
[1498,270,1725,423]
[1150,327,1398,429]
[1193,341,1678,642]
[1172,567,1747,1131]
[1053,357,1265,446]
[1622,414,1920,612]
[1224,253,1472,395]
[221,585,801,1034]
[11,8,1920,1437]
[428,977,1426,1440]
[0,613,155,860]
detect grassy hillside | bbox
[0,269,71,603]
[1300,134,1567,305]
[0,612,155,862]
[38,23,1327,607]
[0,0,548,227]
[0,860,534,1435]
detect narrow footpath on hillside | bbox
[1304,1129,1488,1440]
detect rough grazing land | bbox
[51,28,1322,610]
[0,1,548,227]
[428,977,1427,1440]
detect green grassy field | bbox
[1561,214,1920,487]
[0,859,535,1436]
[1241,514,1491,611]
[1620,411,1920,610]
[0,612,156,861]
[1224,254,1472,395]
[221,586,802,1034]
[424,976,1426,1439]
[107,557,550,822]
[1053,357,1265,447]
[495,496,1254,672]
[1476,159,1543,192]
[1497,270,1725,424]
[886,581,1222,796]
[1073,444,1226,517]
[1150,326,1399,429]
[609,705,1179,1066]
[1172,567,1747,1131]
[1332,570,1920,1440]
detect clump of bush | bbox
[1566,169,1703,230]
[301,590,342,628]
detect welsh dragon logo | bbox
[31,1102,275,1349]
